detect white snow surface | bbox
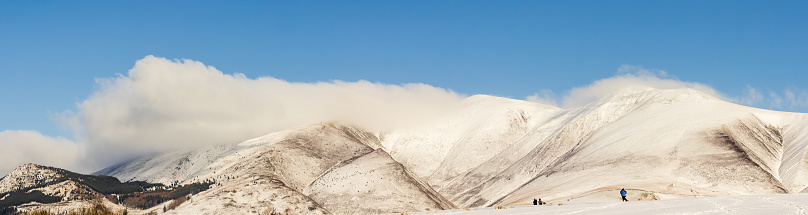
[383,193,808,215]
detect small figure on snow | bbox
[620,188,628,202]
[538,198,545,205]
[533,198,538,205]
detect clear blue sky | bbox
[1,1,807,138]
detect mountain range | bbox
[3,87,808,214]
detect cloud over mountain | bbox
[527,65,723,108]
[2,58,805,176]
[64,56,466,169]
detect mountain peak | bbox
[16,163,49,171]
[0,163,62,194]
[5,163,59,178]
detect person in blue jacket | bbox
[620,188,628,202]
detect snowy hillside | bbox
[0,164,63,194]
[383,87,808,208]
[97,123,454,214]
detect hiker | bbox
[533,198,538,205]
[538,198,545,205]
[620,188,628,202]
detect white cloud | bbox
[616,64,669,77]
[60,55,466,169]
[530,65,808,113]
[782,90,808,110]
[526,89,558,106]
[530,65,723,108]
[737,85,764,106]
[770,91,784,108]
[0,130,84,176]
[734,86,808,112]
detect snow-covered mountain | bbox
[95,123,454,214]
[0,164,65,194]
[5,87,808,214]
[384,87,808,208]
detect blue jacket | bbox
[620,189,627,196]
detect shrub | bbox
[167,195,188,210]
[118,182,212,209]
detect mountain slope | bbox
[382,87,808,208]
[382,95,563,187]
[97,123,454,214]
[304,150,454,214]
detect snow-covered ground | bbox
[387,193,808,215]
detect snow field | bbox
[384,193,808,215]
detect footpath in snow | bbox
[384,194,808,215]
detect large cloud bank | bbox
[73,56,467,167]
[0,56,466,174]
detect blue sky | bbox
[0,1,807,172]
